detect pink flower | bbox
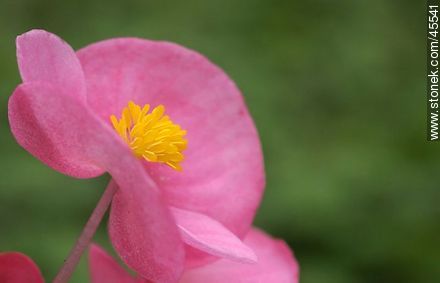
[89,228,299,283]
[0,252,44,283]
[9,30,264,282]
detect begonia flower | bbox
[0,252,44,283]
[9,30,264,282]
[89,228,299,283]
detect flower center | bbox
[110,101,187,171]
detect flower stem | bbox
[53,179,118,283]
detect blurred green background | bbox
[0,0,436,282]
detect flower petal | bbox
[171,207,257,266]
[16,29,86,101]
[89,244,139,283]
[8,82,104,178]
[109,186,185,283]
[13,29,100,178]
[8,82,184,281]
[180,228,299,283]
[77,38,265,238]
[0,252,44,283]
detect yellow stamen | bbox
[110,101,187,171]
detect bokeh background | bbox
[0,1,436,282]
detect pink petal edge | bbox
[109,186,185,283]
[171,207,257,266]
[89,244,139,283]
[16,29,87,101]
[11,29,103,178]
[0,252,44,283]
[180,228,299,283]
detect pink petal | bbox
[8,83,103,178]
[8,81,184,282]
[0,252,44,283]
[77,38,265,239]
[171,207,257,266]
[180,228,299,283]
[109,188,184,283]
[12,30,103,178]
[89,244,139,283]
[16,29,86,101]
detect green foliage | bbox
[0,0,436,282]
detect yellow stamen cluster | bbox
[110,101,187,171]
